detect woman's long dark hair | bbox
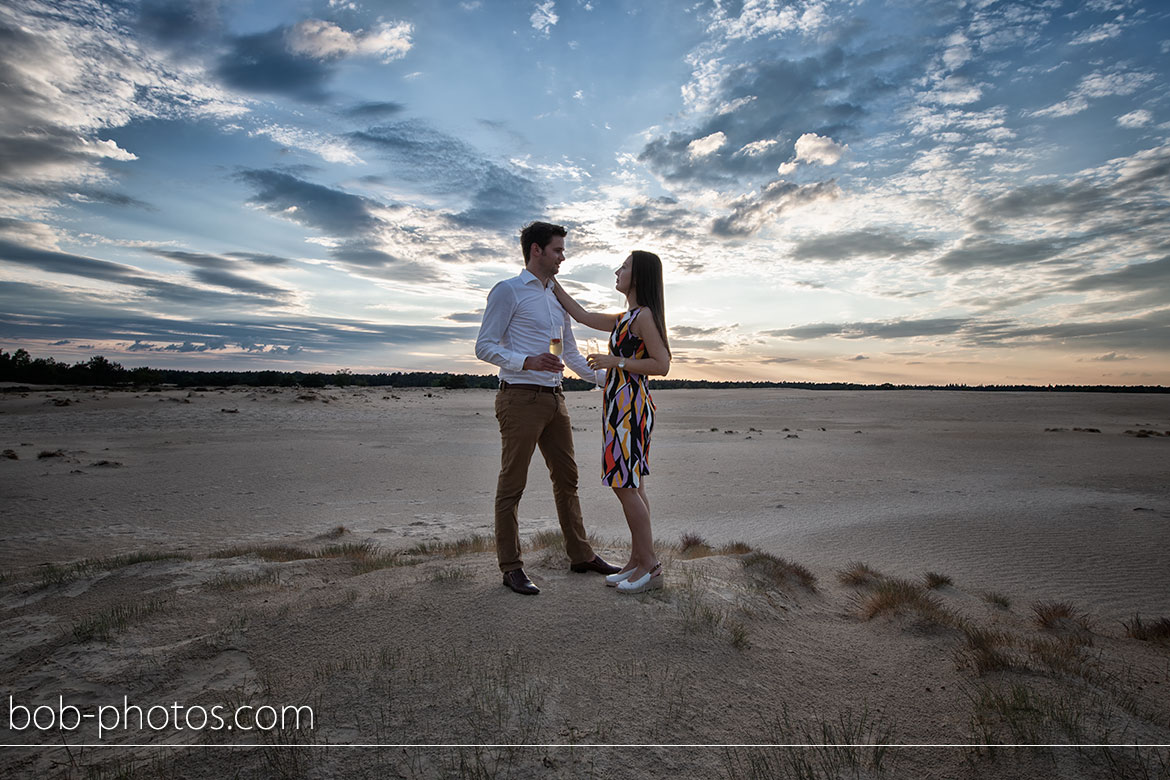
[629,250,670,356]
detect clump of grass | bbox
[406,534,494,557]
[36,551,191,589]
[206,570,283,590]
[720,541,754,554]
[37,449,66,459]
[678,531,710,558]
[982,591,1011,610]
[430,566,471,583]
[209,545,315,562]
[1032,600,1093,633]
[316,542,375,559]
[317,525,348,539]
[742,551,817,592]
[724,703,895,777]
[1122,614,1170,643]
[352,550,417,574]
[1027,635,1094,678]
[960,625,1020,675]
[529,529,564,551]
[859,577,959,628]
[727,619,750,650]
[72,597,170,642]
[923,571,953,589]
[837,561,884,588]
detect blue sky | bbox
[1,0,1168,384]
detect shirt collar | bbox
[519,267,550,288]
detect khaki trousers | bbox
[494,387,595,572]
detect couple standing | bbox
[474,221,672,596]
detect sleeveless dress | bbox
[602,307,656,488]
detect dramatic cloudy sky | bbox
[2,0,1168,384]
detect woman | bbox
[554,251,671,593]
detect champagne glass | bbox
[549,322,563,357]
[586,339,600,370]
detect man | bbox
[475,221,621,594]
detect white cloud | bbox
[530,1,558,36]
[1070,22,1123,46]
[688,131,727,159]
[249,125,364,165]
[942,33,972,70]
[713,0,830,41]
[736,139,778,157]
[778,133,848,174]
[1117,110,1153,128]
[286,19,413,63]
[1031,70,1154,118]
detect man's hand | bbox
[523,353,564,372]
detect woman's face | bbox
[615,255,633,294]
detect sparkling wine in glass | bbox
[549,323,563,356]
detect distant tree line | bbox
[1,348,1166,393]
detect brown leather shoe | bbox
[503,569,540,595]
[569,555,621,575]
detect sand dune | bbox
[1,386,1168,777]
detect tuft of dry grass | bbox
[1122,614,1170,643]
[742,551,817,592]
[317,542,376,559]
[677,531,711,558]
[960,625,1020,675]
[72,597,171,643]
[405,534,494,557]
[1027,635,1094,678]
[209,545,315,562]
[720,540,754,554]
[529,529,565,551]
[207,570,283,590]
[1032,600,1093,633]
[982,591,1011,610]
[316,525,348,539]
[923,571,953,589]
[837,561,884,588]
[859,577,959,628]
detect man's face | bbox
[529,235,566,277]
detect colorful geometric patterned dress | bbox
[602,307,656,488]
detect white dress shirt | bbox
[475,268,604,387]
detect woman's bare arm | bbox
[552,280,620,332]
[589,309,671,377]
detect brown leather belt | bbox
[499,381,561,394]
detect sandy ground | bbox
[1,385,1168,778]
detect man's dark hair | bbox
[519,221,567,264]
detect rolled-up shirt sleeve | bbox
[475,283,527,371]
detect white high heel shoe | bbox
[617,563,663,594]
[606,568,636,587]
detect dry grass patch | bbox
[741,551,817,592]
[405,534,494,557]
[923,571,953,589]
[674,533,756,559]
[72,597,171,643]
[677,531,713,558]
[209,545,315,562]
[837,561,884,588]
[982,591,1011,610]
[1027,635,1095,679]
[206,570,283,590]
[959,625,1021,675]
[36,551,191,588]
[1032,600,1093,634]
[859,577,959,628]
[1122,614,1170,643]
